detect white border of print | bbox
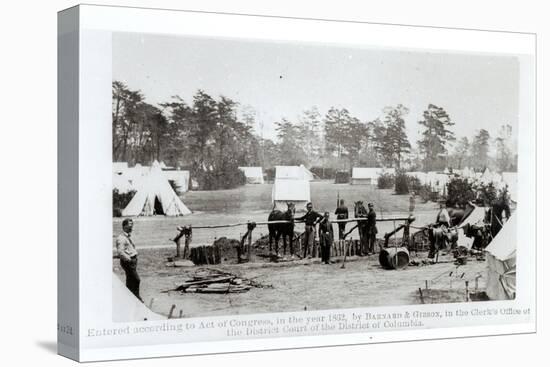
[76,4,536,361]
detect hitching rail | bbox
[180,216,414,229]
[172,216,414,260]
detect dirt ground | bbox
[113,247,488,318]
[113,181,486,319]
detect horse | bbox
[268,202,296,256]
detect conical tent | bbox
[485,214,517,300]
[122,161,191,216]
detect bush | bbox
[394,171,409,194]
[407,176,424,193]
[195,165,247,190]
[446,177,476,208]
[310,167,335,179]
[264,167,276,182]
[113,189,136,217]
[475,182,499,206]
[377,173,395,189]
[335,170,350,183]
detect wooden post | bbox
[184,227,192,259]
[174,225,192,259]
[465,280,469,302]
[341,237,349,269]
[247,227,253,260]
[168,304,176,319]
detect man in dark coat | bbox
[297,202,323,258]
[334,199,349,240]
[355,201,368,255]
[366,203,378,254]
[490,190,511,238]
[318,212,334,264]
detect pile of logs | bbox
[173,268,267,294]
[190,245,223,265]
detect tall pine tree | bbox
[417,104,455,171]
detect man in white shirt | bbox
[116,218,142,302]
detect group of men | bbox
[296,200,378,265]
[115,201,379,299]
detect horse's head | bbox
[354,201,365,217]
[285,202,296,220]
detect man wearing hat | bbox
[366,203,378,254]
[297,202,324,258]
[429,201,451,258]
[116,218,143,302]
[318,212,334,264]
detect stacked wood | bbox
[173,268,267,294]
[190,237,241,265]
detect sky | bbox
[112,32,519,147]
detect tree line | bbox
[112,81,517,189]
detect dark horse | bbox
[268,202,295,256]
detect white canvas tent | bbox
[485,214,517,300]
[163,170,190,193]
[122,161,191,216]
[113,162,129,175]
[275,166,314,181]
[351,167,395,185]
[112,273,163,322]
[125,163,149,183]
[502,172,518,203]
[113,173,134,193]
[272,178,310,211]
[457,206,489,249]
[238,166,265,184]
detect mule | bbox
[268,202,296,256]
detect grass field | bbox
[113,181,440,248]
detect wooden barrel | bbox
[379,247,410,270]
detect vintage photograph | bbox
[111,32,518,322]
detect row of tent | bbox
[238,164,316,184]
[114,161,190,195]
[406,167,518,201]
[351,167,395,185]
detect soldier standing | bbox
[297,202,323,258]
[355,201,369,255]
[366,203,378,254]
[409,191,416,214]
[318,212,334,264]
